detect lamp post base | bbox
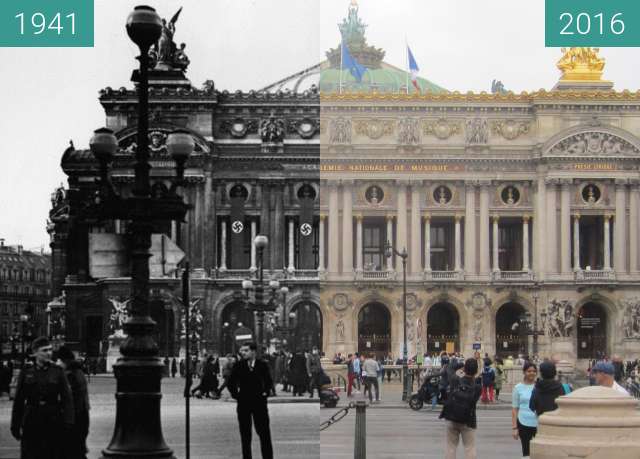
[402,364,409,401]
[102,357,175,459]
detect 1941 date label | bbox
[0,0,93,47]
[546,0,640,46]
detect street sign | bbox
[89,233,185,278]
[300,223,312,236]
[472,343,482,350]
[231,220,244,234]
[235,334,252,341]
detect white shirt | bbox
[611,381,630,396]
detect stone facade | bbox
[319,89,640,367]
[48,21,320,358]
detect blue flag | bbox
[341,40,367,82]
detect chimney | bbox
[17,245,22,255]
[0,238,4,247]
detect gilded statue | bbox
[557,47,605,81]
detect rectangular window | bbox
[430,222,454,271]
[363,221,385,270]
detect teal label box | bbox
[0,0,93,47]
[546,0,640,47]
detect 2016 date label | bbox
[0,0,93,47]
[546,0,640,46]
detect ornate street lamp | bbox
[242,236,289,354]
[95,6,192,459]
[385,241,410,401]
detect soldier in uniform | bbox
[11,337,74,459]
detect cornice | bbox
[320,89,640,103]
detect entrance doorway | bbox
[427,302,459,354]
[290,302,322,352]
[221,301,255,355]
[577,302,607,359]
[358,302,391,359]
[495,302,526,358]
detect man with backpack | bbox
[481,358,495,403]
[440,358,482,459]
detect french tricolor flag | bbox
[407,45,420,92]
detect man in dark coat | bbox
[171,358,178,378]
[57,346,90,459]
[11,337,74,459]
[228,342,274,459]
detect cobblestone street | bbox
[0,376,319,459]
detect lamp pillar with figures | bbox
[92,6,193,458]
[385,241,409,401]
[242,235,289,355]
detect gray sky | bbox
[1,0,638,249]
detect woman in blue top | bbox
[512,362,538,458]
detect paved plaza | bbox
[320,407,520,458]
[0,376,319,459]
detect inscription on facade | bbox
[320,162,464,173]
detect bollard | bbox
[531,386,640,458]
[354,400,367,459]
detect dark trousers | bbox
[237,400,273,459]
[364,376,379,402]
[517,420,537,457]
[308,372,319,397]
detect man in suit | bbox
[228,342,274,459]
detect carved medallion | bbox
[220,118,258,138]
[288,118,319,139]
[423,118,461,140]
[354,119,394,140]
[328,293,352,312]
[492,120,530,140]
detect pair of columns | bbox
[422,215,462,272]
[548,179,638,274]
[490,216,531,272]
[217,218,297,271]
[217,219,258,270]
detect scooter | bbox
[319,384,340,408]
[409,374,442,411]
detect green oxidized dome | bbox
[320,1,447,94]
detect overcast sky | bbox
[1,0,638,249]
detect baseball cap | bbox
[591,361,615,375]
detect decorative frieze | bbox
[492,120,530,140]
[354,119,394,140]
[423,118,461,140]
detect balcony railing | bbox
[491,270,535,282]
[423,270,464,281]
[355,270,395,281]
[211,269,253,279]
[285,269,319,280]
[575,269,616,282]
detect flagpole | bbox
[405,37,409,95]
[339,35,344,94]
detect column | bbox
[219,219,227,270]
[545,179,558,274]
[273,184,284,269]
[328,184,339,274]
[630,181,639,272]
[410,185,422,273]
[560,180,572,274]
[492,215,500,272]
[604,214,612,271]
[342,182,353,273]
[396,183,408,272]
[479,182,491,275]
[250,219,257,271]
[356,215,363,271]
[386,215,394,271]
[424,215,431,272]
[573,214,581,271]
[116,219,122,235]
[464,182,476,275]
[522,215,530,271]
[533,177,546,276]
[287,217,295,272]
[318,215,325,271]
[614,180,627,274]
[454,215,462,271]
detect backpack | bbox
[562,383,572,394]
[481,366,495,386]
[443,380,476,424]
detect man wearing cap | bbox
[11,336,74,459]
[592,361,630,395]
